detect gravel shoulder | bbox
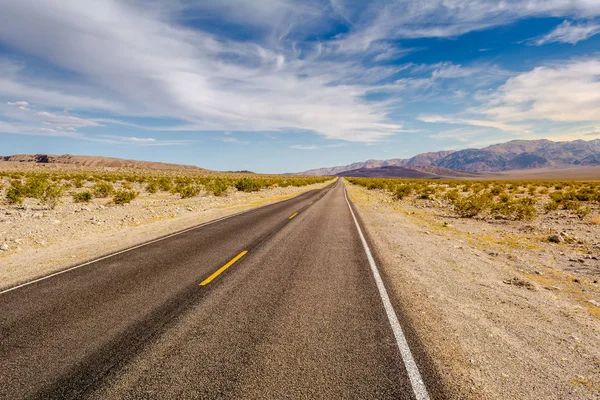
[346,181,600,400]
[0,181,332,290]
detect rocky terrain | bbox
[302,138,600,176]
[346,181,600,399]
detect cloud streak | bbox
[529,20,600,45]
[1,0,600,147]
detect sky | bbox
[0,1,599,173]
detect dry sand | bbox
[346,181,600,399]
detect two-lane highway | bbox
[0,179,431,399]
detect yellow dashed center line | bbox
[308,201,313,204]
[200,250,248,286]
[288,212,298,220]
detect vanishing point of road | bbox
[1,179,438,399]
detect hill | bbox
[0,154,206,171]
[336,165,477,179]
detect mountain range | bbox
[301,139,600,176]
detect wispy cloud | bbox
[1,0,600,149]
[528,20,600,45]
[289,145,320,150]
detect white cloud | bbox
[7,100,29,107]
[419,115,529,133]
[529,20,600,45]
[431,63,481,79]
[35,111,99,129]
[289,145,320,150]
[329,0,600,50]
[0,0,403,142]
[482,58,600,123]
[123,137,156,143]
[420,57,600,142]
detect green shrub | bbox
[73,191,93,203]
[41,184,64,209]
[453,193,492,218]
[206,180,230,196]
[577,205,591,219]
[6,186,24,204]
[544,201,559,213]
[145,181,159,194]
[236,177,262,192]
[158,177,172,192]
[93,181,115,198]
[394,185,412,200]
[444,189,459,202]
[113,189,138,204]
[178,185,201,198]
[513,197,536,221]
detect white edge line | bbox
[343,183,430,400]
[1,185,328,295]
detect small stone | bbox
[548,235,564,243]
[588,300,600,307]
[0,243,9,251]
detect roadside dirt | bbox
[0,181,332,290]
[346,182,600,400]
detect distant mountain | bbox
[302,150,454,176]
[0,154,206,171]
[336,165,477,179]
[436,139,600,172]
[300,139,600,176]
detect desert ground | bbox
[345,178,600,399]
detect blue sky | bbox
[1,1,599,173]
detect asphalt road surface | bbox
[1,179,434,399]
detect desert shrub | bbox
[417,185,436,200]
[6,185,24,204]
[367,181,387,190]
[453,193,492,218]
[544,201,559,213]
[206,180,230,196]
[113,189,138,204]
[490,186,503,196]
[93,181,115,198]
[23,176,50,199]
[73,191,93,203]
[444,189,460,202]
[158,177,172,192]
[72,176,85,188]
[236,177,262,192]
[564,200,582,212]
[145,181,159,194]
[121,181,133,190]
[177,185,201,198]
[513,197,537,221]
[394,185,413,200]
[41,184,64,209]
[577,205,591,219]
[574,187,595,201]
[549,191,564,203]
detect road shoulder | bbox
[345,181,600,400]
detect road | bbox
[0,179,432,399]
